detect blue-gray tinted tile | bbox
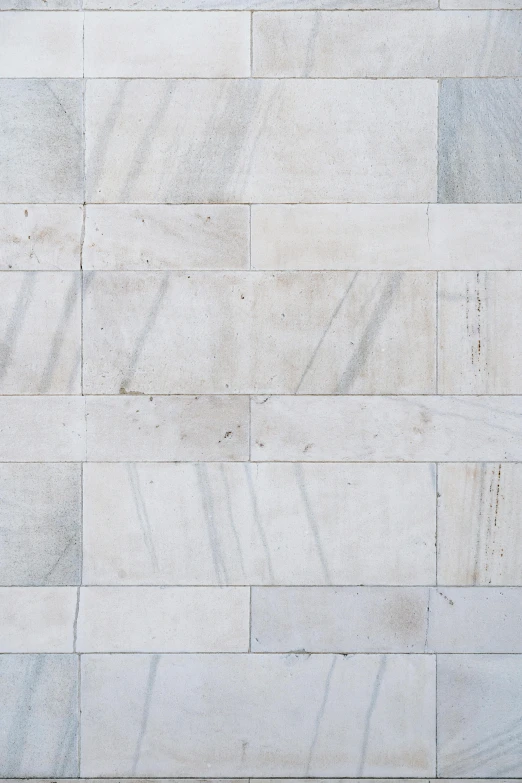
[0,464,81,586]
[0,80,83,203]
[438,79,522,203]
[438,654,522,777]
[0,654,78,776]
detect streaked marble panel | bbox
[76,586,249,652]
[438,79,522,203]
[84,12,250,78]
[83,205,249,270]
[0,205,82,271]
[0,587,76,652]
[251,587,429,652]
[85,79,437,203]
[82,462,435,585]
[0,397,85,461]
[439,272,522,393]
[0,464,81,586]
[251,395,522,461]
[83,271,435,394]
[438,655,522,777]
[438,463,522,585]
[0,654,78,776]
[0,272,81,394]
[85,395,248,461]
[253,11,522,77]
[81,653,436,776]
[0,80,83,203]
[0,13,82,78]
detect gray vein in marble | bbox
[196,463,229,584]
[244,463,275,583]
[120,273,170,394]
[295,272,359,393]
[131,654,160,776]
[338,271,402,393]
[304,655,337,775]
[119,83,175,203]
[39,274,78,394]
[0,272,35,385]
[294,463,331,584]
[357,655,387,776]
[219,463,246,579]
[4,656,44,776]
[127,464,159,574]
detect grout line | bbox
[1,460,522,464]
[1,75,519,80]
[436,77,441,202]
[248,395,252,460]
[1,268,521,273]
[435,271,439,395]
[2,583,520,588]
[0,6,519,9]
[2,392,522,397]
[248,203,252,269]
[1,651,519,656]
[435,653,438,776]
[250,11,254,76]
[78,652,82,776]
[248,585,252,652]
[435,462,439,586]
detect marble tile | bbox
[251,205,429,271]
[83,205,249,270]
[0,464,81,586]
[439,272,522,393]
[427,587,522,653]
[251,395,522,462]
[0,205,82,270]
[0,13,82,78]
[428,205,522,270]
[0,587,76,652]
[77,586,249,652]
[0,654,78,776]
[438,654,522,777]
[85,395,248,461]
[252,204,522,271]
[438,79,522,203]
[83,271,435,394]
[85,12,250,78]
[85,79,437,203]
[253,11,522,77]
[82,462,435,585]
[0,272,81,394]
[0,397,85,461]
[81,653,435,776]
[0,80,83,203]
[251,587,428,652]
[438,463,522,585]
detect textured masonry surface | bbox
[0,2,522,780]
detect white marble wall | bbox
[0,1,521,780]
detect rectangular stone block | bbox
[0,587,76,652]
[76,586,249,652]
[81,653,436,776]
[253,11,522,77]
[251,396,522,462]
[83,271,435,395]
[83,205,249,270]
[85,395,248,461]
[85,79,437,203]
[437,463,522,585]
[251,587,428,652]
[84,12,250,77]
[83,462,435,585]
